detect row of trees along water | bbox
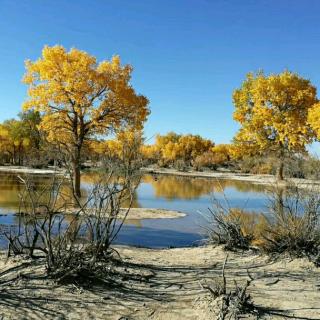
[2,46,320,197]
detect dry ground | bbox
[0,245,319,320]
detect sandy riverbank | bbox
[0,245,319,320]
[142,167,320,189]
[0,166,64,175]
[2,165,320,190]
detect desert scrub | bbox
[260,186,320,263]
[199,255,256,319]
[206,197,268,251]
[2,165,139,282]
[206,185,320,265]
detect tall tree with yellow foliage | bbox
[233,71,317,180]
[23,45,149,197]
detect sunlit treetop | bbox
[22,45,149,145]
[233,70,318,158]
[22,45,149,196]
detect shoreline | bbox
[0,165,65,175]
[141,167,320,188]
[1,165,320,189]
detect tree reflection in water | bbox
[0,172,267,213]
[141,174,266,200]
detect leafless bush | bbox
[174,159,189,172]
[284,155,320,180]
[193,152,219,171]
[200,255,255,320]
[3,166,139,281]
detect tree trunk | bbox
[12,146,16,165]
[276,160,284,181]
[72,158,81,198]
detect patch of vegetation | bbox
[261,186,320,265]
[207,185,320,265]
[200,255,256,320]
[2,164,140,282]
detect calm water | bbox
[0,171,269,248]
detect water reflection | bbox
[0,171,270,248]
[141,174,266,200]
[0,172,267,213]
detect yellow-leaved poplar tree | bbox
[23,45,149,197]
[233,71,317,180]
[154,132,214,165]
[91,129,143,167]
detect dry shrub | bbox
[238,156,276,175]
[226,209,269,247]
[193,152,218,171]
[284,155,320,180]
[3,168,139,281]
[207,185,320,264]
[250,162,273,175]
[174,159,188,171]
[302,156,320,180]
[193,151,230,171]
[260,186,320,262]
[206,197,267,251]
[200,255,255,319]
[157,158,169,168]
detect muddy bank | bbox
[0,245,319,319]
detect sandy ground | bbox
[142,167,320,189]
[0,245,319,320]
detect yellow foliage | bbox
[140,144,159,161]
[22,45,149,195]
[90,129,143,162]
[23,45,149,150]
[154,132,214,164]
[233,71,317,159]
[308,102,320,140]
[0,120,31,157]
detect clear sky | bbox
[0,0,320,145]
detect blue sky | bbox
[0,0,320,145]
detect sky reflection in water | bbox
[0,172,269,248]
